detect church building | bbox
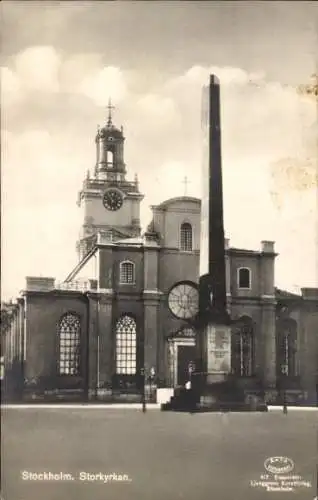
[3,106,318,405]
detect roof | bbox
[228,247,261,256]
[152,196,201,210]
[116,236,144,245]
[275,287,302,300]
[97,124,123,140]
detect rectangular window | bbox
[238,268,251,289]
[180,223,193,251]
[120,262,135,284]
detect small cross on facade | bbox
[107,98,115,126]
[183,176,190,196]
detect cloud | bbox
[59,53,103,92]
[2,128,84,212]
[15,46,61,92]
[77,66,127,106]
[1,67,21,104]
[1,46,61,113]
[2,48,128,110]
[137,94,176,118]
[166,65,265,93]
[164,64,315,173]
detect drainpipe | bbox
[84,292,90,403]
[96,299,100,400]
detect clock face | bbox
[103,189,123,211]
[168,281,199,319]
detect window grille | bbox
[120,261,135,284]
[231,319,254,376]
[180,222,193,251]
[57,313,81,376]
[115,315,137,375]
[277,321,297,377]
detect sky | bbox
[1,1,318,300]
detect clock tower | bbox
[76,101,144,260]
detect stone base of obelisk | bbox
[196,323,267,412]
[197,376,247,411]
[162,323,267,412]
[187,374,267,412]
[161,322,267,412]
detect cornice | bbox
[260,295,277,307]
[96,288,114,296]
[230,296,264,305]
[125,192,145,200]
[160,248,200,255]
[22,289,88,300]
[142,289,164,301]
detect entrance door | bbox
[177,345,196,386]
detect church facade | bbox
[3,111,318,404]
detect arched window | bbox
[180,222,193,251]
[238,267,251,289]
[119,261,135,284]
[106,149,114,167]
[57,313,81,376]
[115,315,137,375]
[277,319,297,376]
[231,316,254,376]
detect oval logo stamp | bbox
[250,456,312,492]
[264,456,294,474]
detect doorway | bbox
[177,345,197,386]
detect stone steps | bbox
[161,385,268,413]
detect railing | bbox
[55,280,91,292]
[83,178,138,191]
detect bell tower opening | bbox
[106,149,114,168]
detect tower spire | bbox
[106,98,115,127]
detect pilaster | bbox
[260,241,276,297]
[87,293,99,397]
[225,239,232,316]
[97,290,114,387]
[143,240,161,378]
[98,247,114,289]
[300,290,318,401]
[261,299,277,388]
[142,291,162,376]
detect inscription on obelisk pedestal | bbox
[206,324,231,383]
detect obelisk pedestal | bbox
[197,274,232,392]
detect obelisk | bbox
[197,74,231,387]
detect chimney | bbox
[301,288,318,300]
[26,277,55,291]
[261,241,275,254]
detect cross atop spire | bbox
[106,98,115,127]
